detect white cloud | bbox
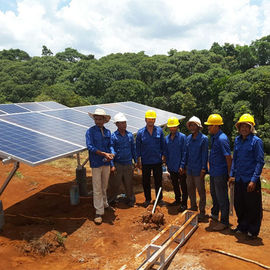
[0,0,269,58]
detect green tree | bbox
[42,45,53,56]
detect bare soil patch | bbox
[0,160,270,269]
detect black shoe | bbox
[157,200,166,207]
[246,232,257,240]
[178,205,187,213]
[169,201,181,206]
[142,200,151,208]
[231,227,245,234]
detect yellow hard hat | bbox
[145,110,156,119]
[167,117,180,127]
[204,114,223,126]
[236,113,255,127]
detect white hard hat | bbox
[114,112,127,123]
[186,116,203,129]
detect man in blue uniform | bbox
[204,114,232,231]
[86,108,115,225]
[164,117,187,212]
[136,110,165,208]
[109,112,137,207]
[229,114,264,239]
[186,116,208,221]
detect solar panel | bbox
[0,112,87,147]
[18,102,50,111]
[0,104,30,114]
[0,121,83,166]
[0,101,185,166]
[37,101,67,110]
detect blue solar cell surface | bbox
[0,121,82,165]
[0,104,30,114]
[38,101,67,109]
[42,108,93,127]
[18,102,49,111]
[0,112,87,147]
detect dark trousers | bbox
[142,163,163,201]
[210,175,230,225]
[234,179,262,236]
[169,171,188,207]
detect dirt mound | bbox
[141,205,165,230]
[21,230,67,256]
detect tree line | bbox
[0,35,269,152]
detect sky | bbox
[0,0,269,58]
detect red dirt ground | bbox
[0,161,270,270]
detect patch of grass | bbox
[262,178,270,190]
[48,151,88,173]
[15,171,24,179]
[56,231,67,246]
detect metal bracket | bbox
[0,161,20,196]
[120,210,198,270]
[76,153,89,169]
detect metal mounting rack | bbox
[120,210,198,270]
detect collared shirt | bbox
[136,126,164,165]
[164,132,186,172]
[209,129,231,176]
[85,125,114,168]
[111,130,137,165]
[186,132,208,176]
[230,134,264,183]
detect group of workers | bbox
[86,108,264,240]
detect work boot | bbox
[212,223,228,231]
[168,200,181,206]
[142,200,151,208]
[209,213,219,222]
[178,205,187,213]
[157,200,166,207]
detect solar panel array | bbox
[0,101,185,166]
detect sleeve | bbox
[230,138,237,177]
[86,128,98,153]
[136,131,142,158]
[131,134,137,163]
[180,135,187,169]
[160,129,165,155]
[164,137,168,160]
[110,133,116,167]
[201,136,209,171]
[109,132,115,167]
[251,139,265,182]
[219,136,231,156]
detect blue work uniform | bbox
[209,129,231,225]
[230,133,264,236]
[136,126,164,202]
[164,131,188,206]
[164,131,186,172]
[209,129,231,176]
[111,130,137,165]
[186,132,208,176]
[85,125,114,168]
[136,126,164,164]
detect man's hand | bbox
[104,152,114,161]
[228,177,235,187]
[110,166,116,175]
[179,168,184,175]
[247,181,256,192]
